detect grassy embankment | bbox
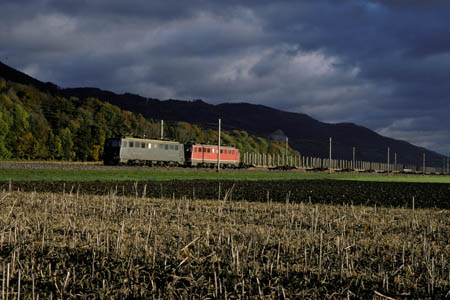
[1,167,450,183]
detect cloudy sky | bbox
[1,0,450,154]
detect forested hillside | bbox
[0,78,296,161]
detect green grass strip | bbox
[1,168,450,183]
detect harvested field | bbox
[1,179,450,209]
[0,190,449,299]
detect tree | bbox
[29,112,51,158]
[60,128,74,160]
[89,125,105,161]
[0,79,6,92]
[7,103,30,158]
[47,131,63,159]
[16,132,36,159]
[0,112,11,158]
[73,124,92,161]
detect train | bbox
[103,137,448,175]
[103,136,240,168]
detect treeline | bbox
[0,79,297,161]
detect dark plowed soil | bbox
[2,179,449,209]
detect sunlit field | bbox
[2,167,450,183]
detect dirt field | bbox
[2,179,450,209]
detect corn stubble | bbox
[0,189,449,299]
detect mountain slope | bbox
[0,61,58,93]
[0,61,444,166]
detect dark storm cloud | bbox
[2,0,450,154]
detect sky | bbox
[1,0,450,155]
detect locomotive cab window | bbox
[110,140,121,147]
[141,143,146,149]
[207,148,211,153]
[175,145,179,151]
[165,144,169,150]
[122,141,127,147]
[129,142,134,148]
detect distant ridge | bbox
[0,60,445,166]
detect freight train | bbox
[103,137,240,167]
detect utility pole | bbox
[423,153,426,175]
[443,157,446,175]
[217,118,221,172]
[387,147,390,175]
[394,153,397,172]
[447,156,450,175]
[444,157,448,175]
[160,120,164,140]
[352,147,355,170]
[329,137,332,174]
[285,136,288,166]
